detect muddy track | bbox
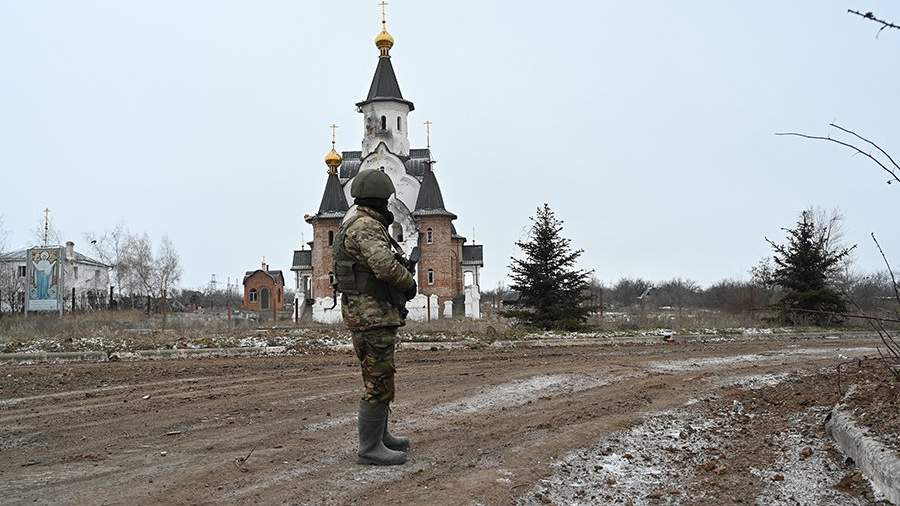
[0,338,882,505]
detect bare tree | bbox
[0,215,8,254]
[0,216,23,314]
[155,236,182,325]
[120,233,156,297]
[85,223,129,291]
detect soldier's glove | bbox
[404,281,418,301]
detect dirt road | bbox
[0,336,886,505]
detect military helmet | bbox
[351,169,396,199]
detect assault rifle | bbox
[327,241,420,312]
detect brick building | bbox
[242,262,285,314]
[292,16,483,323]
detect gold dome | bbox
[324,148,342,172]
[375,23,394,56]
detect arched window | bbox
[260,288,270,309]
[426,228,433,244]
[380,115,387,130]
[427,269,435,285]
[328,230,334,246]
[329,272,335,285]
[249,288,258,303]
[397,116,402,130]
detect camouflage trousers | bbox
[351,327,398,404]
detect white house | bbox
[0,241,110,312]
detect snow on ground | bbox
[649,347,876,372]
[430,374,614,416]
[750,407,874,505]
[720,372,796,390]
[518,408,724,506]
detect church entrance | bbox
[260,288,270,310]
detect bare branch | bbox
[775,131,900,185]
[848,9,900,37]
[871,233,900,309]
[829,123,900,174]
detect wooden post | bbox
[71,287,76,313]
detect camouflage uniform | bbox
[336,205,415,403]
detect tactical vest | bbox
[332,214,404,305]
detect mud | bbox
[0,336,888,505]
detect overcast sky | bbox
[1,1,898,291]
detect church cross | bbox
[329,123,339,148]
[424,120,433,149]
[379,1,389,25]
[42,208,50,246]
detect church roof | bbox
[413,167,457,218]
[462,245,484,266]
[317,172,349,218]
[356,57,415,111]
[291,249,312,271]
[243,270,285,286]
[338,148,433,180]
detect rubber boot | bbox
[357,400,407,465]
[382,404,410,452]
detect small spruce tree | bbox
[766,210,856,324]
[506,203,593,329]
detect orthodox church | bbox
[292,14,483,323]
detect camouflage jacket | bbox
[337,206,415,331]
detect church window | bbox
[427,269,435,285]
[249,289,258,303]
[74,266,78,279]
[17,266,26,277]
[426,228,433,244]
[397,116,402,131]
[380,115,387,130]
[329,272,335,285]
[328,230,334,246]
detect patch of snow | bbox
[518,409,722,505]
[721,372,795,390]
[431,374,612,416]
[751,407,870,505]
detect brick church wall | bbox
[415,216,460,308]
[310,218,342,299]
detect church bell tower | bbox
[356,4,414,158]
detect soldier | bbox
[332,169,417,466]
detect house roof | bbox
[243,269,285,286]
[414,167,456,218]
[462,244,484,266]
[356,56,415,111]
[291,249,312,271]
[317,172,349,218]
[0,247,109,268]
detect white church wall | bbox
[347,145,420,213]
[465,285,481,319]
[360,102,411,157]
[443,300,453,319]
[312,296,343,324]
[405,293,441,322]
